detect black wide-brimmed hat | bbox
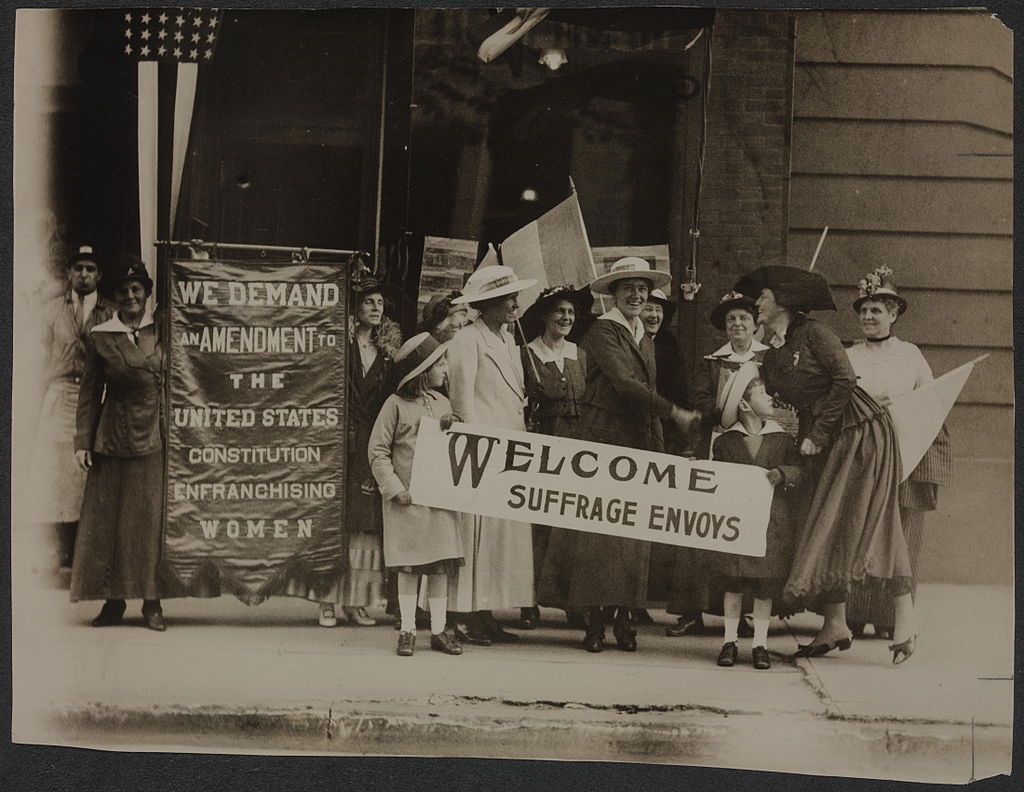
[646,288,677,324]
[520,284,594,341]
[110,254,153,293]
[853,266,907,315]
[710,290,758,331]
[734,265,836,313]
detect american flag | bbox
[125,8,223,301]
[123,8,221,63]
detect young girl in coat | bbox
[368,332,465,657]
[711,363,804,670]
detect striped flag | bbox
[123,8,222,281]
[888,356,984,482]
[498,190,598,311]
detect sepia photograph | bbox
[8,4,1017,787]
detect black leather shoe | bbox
[142,609,166,632]
[717,641,738,667]
[480,612,520,643]
[91,599,126,627]
[666,615,704,637]
[518,607,539,630]
[454,625,492,646]
[396,631,415,656]
[613,619,638,652]
[849,621,866,639]
[583,630,605,653]
[752,645,771,670]
[430,631,463,655]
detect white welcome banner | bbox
[410,417,775,557]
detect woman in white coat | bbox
[446,264,537,645]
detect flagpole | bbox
[808,226,828,272]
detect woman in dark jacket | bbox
[317,278,402,628]
[739,266,917,664]
[72,259,166,630]
[572,258,698,653]
[519,285,591,630]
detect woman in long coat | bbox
[446,264,538,644]
[740,265,917,664]
[573,257,698,653]
[843,268,952,640]
[71,259,166,631]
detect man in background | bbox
[30,245,114,585]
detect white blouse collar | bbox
[708,338,769,362]
[599,306,645,344]
[92,308,155,335]
[527,336,578,365]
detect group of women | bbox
[70,251,946,668]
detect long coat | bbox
[368,390,464,569]
[70,312,164,602]
[30,290,114,522]
[446,321,534,611]
[567,315,673,608]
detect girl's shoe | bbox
[343,606,376,626]
[396,631,415,656]
[890,634,916,665]
[318,604,337,628]
[430,631,463,655]
[717,642,738,667]
[752,645,771,670]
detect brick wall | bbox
[676,10,795,360]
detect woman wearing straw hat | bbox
[735,265,917,665]
[572,257,700,653]
[316,278,402,629]
[519,284,592,630]
[446,263,538,645]
[71,257,167,630]
[844,267,951,642]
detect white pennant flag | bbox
[887,356,984,482]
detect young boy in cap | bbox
[711,362,804,670]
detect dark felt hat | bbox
[520,284,594,341]
[647,288,677,324]
[710,290,758,331]
[110,254,153,294]
[734,265,836,313]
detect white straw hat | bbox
[718,361,761,429]
[450,264,538,305]
[589,256,671,295]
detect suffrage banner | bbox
[410,417,774,557]
[164,257,347,602]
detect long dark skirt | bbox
[70,451,163,602]
[845,504,927,628]
[783,389,911,609]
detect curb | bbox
[49,700,1010,781]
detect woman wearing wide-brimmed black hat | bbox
[843,267,951,642]
[518,285,591,631]
[71,256,167,630]
[736,265,917,664]
[314,277,403,629]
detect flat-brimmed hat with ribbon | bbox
[70,244,100,268]
[450,264,537,306]
[520,284,594,341]
[710,290,758,331]
[718,361,762,429]
[589,256,672,296]
[646,288,677,323]
[853,265,907,315]
[734,265,836,313]
[394,332,450,390]
[110,254,153,294]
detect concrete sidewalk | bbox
[11,579,1014,782]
